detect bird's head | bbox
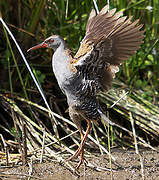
[27,35,64,52]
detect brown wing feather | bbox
[86,9,96,34]
[73,5,144,92]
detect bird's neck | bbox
[55,38,66,51]
[52,43,74,93]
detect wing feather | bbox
[86,9,96,33]
[73,5,144,92]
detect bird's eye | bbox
[45,39,54,44]
[50,39,54,43]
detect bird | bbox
[27,5,144,169]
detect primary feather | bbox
[73,6,144,93]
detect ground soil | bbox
[1,148,159,180]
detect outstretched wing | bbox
[73,5,144,92]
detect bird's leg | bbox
[68,119,91,164]
[75,131,85,169]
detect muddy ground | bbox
[1,148,159,180]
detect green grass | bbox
[0,0,159,102]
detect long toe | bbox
[75,148,85,169]
[67,145,83,161]
[76,158,84,169]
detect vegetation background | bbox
[0,0,159,103]
[0,0,159,170]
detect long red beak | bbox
[27,42,47,52]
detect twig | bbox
[107,0,110,11]
[93,0,99,14]
[0,172,42,179]
[33,130,79,154]
[130,113,138,154]
[28,157,33,180]
[0,134,9,166]
[87,133,115,161]
[65,0,69,18]
[46,153,79,176]
[107,112,113,180]
[139,154,145,180]
[114,122,157,151]
[86,161,117,172]
[11,108,23,159]
[92,123,103,155]
[40,128,46,163]
[22,119,27,165]
[110,91,129,108]
[130,112,145,180]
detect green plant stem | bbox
[3,26,29,100]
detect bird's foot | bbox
[67,144,83,161]
[68,119,91,169]
[76,157,88,170]
[67,146,87,169]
